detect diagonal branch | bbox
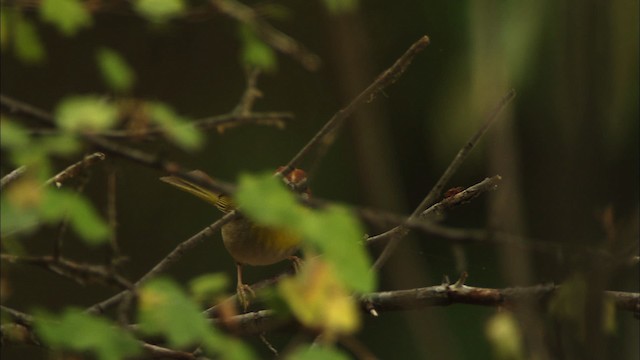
[0,166,27,189]
[0,255,133,290]
[85,211,238,315]
[44,152,106,187]
[281,35,431,178]
[210,0,321,71]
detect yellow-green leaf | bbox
[96,47,135,92]
[189,273,229,304]
[0,118,31,149]
[40,0,92,36]
[279,258,360,337]
[14,16,45,64]
[147,102,203,151]
[134,0,185,23]
[322,0,359,14]
[41,189,110,244]
[236,173,376,293]
[34,308,141,360]
[239,25,276,72]
[287,345,352,360]
[235,173,301,226]
[55,96,119,132]
[485,311,524,360]
[138,277,255,360]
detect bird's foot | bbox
[237,283,255,312]
[288,255,303,274]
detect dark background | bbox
[2,1,638,359]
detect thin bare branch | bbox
[0,255,133,290]
[44,152,106,188]
[363,283,640,314]
[206,285,639,336]
[210,0,321,71]
[106,168,121,263]
[281,35,431,178]
[85,211,238,315]
[233,67,262,116]
[141,342,197,359]
[422,175,502,218]
[0,305,35,327]
[0,166,27,189]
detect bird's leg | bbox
[288,255,303,274]
[236,262,254,312]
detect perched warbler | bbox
[160,168,309,308]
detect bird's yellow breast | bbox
[221,217,300,266]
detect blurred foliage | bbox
[55,96,119,132]
[12,14,45,64]
[96,47,136,93]
[138,277,255,359]
[33,308,141,360]
[287,345,352,360]
[146,101,204,151]
[0,0,637,359]
[485,311,524,360]
[40,0,92,36]
[133,0,186,23]
[238,24,277,72]
[279,257,360,338]
[0,117,110,243]
[189,272,230,305]
[236,173,375,293]
[322,0,359,14]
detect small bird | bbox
[160,168,309,308]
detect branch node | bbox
[452,271,468,288]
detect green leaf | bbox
[96,47,135,92]
[41,189,110,245]
[287,345,352,360]
[189,273,229,304]
[55,96,119,132]
[39,134,81,155]
[322,0,359,14]
[238,25,277,71]
[14,16,45,64]
[138,278,255,360]
[134,0,185,23]
[0,118,31,149]
[0,197,40,236]
[33,308,141,360]
[139,278,211,347]
[301,206,374,293]
[236,173,376,293]
[235,173,301,226]
[148,102,203,151]
[40,0,92,36]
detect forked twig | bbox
[371,89,516,270]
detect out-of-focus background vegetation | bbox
[1,0,638,359]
